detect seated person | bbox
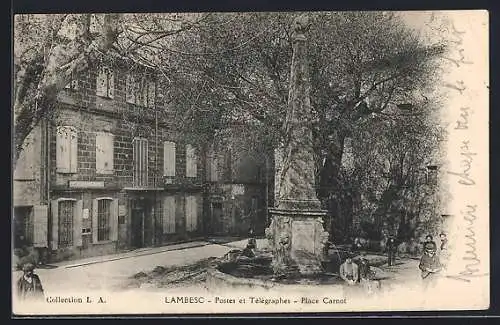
[340,255,359,285]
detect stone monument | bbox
[265,14,329,277]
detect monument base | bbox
[265,207,329,276]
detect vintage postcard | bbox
[12,10,489,315]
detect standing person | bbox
[339,255,359,286]
[439,233,448,251]
[438,232,449,269]
[419,241,442,290]
[17,263,44,301]
[386,236,397,266]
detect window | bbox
[163,196,176,234]
[185,196,198,232]
[97,199,111,241]
[186,144,197,178]
[92,198,118,243]
[163,141,176,177]
[207,146,218,182]
[96,132,114,174]
[96,66,114,98]
[126,73,155,108]
[51,199,82,249]
[58,200,74,247]
[64,72,79,90]
[13,207,34,248]
[133,138,148,187]
[56,126,78,173]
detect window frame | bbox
[132,137,149,187]
[96,197,113,242]
[96,66,115,99]
[57,199,76,248]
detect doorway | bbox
[130,198,154,248]
[211,202,223,235]
[131,207,144,248]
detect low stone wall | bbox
[206,268,347,297]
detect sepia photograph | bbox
[11,10,489,315]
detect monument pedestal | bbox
[265,207,329,276]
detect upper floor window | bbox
[96,132,114,174]
[56,126,78,174]
[186,144,197,178]
[163,141,176,178]
[206,145,218,182]
[133,137,149,187]
[126,73,155,108]
[96,66,115,99]
[64,71,79,91]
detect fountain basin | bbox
[206,252,346,294]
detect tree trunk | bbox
[13,14,121,169]
[317,129,346,242]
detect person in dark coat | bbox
[386,236,397,266]
[17,263,44,301]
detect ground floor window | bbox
[58,200,74,247]
[97,199,111,241]
[13,206,34,249]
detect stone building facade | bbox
[13,59,274,263]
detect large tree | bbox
[13,13,211,167]
[166,12,447,239]
[13,14,121,166]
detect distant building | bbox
[13,58,274,262]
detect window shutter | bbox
[50,200,59,250]
[73,200,83,247]
[33,205,48,248]
[69,127,78,173]
[185,196,197,232]
[163,141,176,177]
[133,138,149,187]
[96,132,114,174]
[96,67,107,97]
[126,74,136,104]
[186,145,197,178]
[56,127,71,173]
[92,199,98,243]
[163,196,176,234]
[148,81,155,108]
[14,139,35,180]
[107,69,115,98]
[110,199,119,241]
